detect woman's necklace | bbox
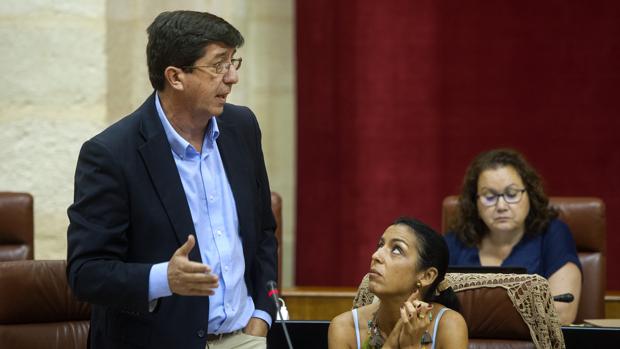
[366,308,435,349]
[366,311,385,348]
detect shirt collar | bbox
[155,92,220,159]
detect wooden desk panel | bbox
[281,287,357,320]
[282,288,620,320]
[605,291,620,318]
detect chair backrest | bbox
[441,196,606,322]
[0,192,34,260]
[353,273,564,349]
[271,192,283,290]
[0,260,91,349]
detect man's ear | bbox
[164,66,186,91]
[419,267,438,288]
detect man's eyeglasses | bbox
[477,188,527,207]
[183,58,242,75]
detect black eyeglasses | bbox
[183,58,242,75]
[477,188,527,207]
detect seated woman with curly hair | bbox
[444,148,582,324]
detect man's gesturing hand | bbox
[168,234,219,296]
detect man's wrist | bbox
[148,262,172,301]
[252,309,273,328]
[244,316,269,337]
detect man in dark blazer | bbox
[67,11,277,349]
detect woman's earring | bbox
[415,280,422,290]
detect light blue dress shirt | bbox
[148,93,271,333]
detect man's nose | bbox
[223,65,239,84]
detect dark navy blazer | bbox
[67,93,277,349]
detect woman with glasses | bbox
[444,149,582,324]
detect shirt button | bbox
[197,329,205,338]
[224,266,229,272]
[209,195,215,201]
[216,230,222,236]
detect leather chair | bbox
[0,260,90,349]
[441,196,606,322]
[353,272,564,349]
[0,192,34,260]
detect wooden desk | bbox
[283,287,620,321]
[281,286,357,320]
[606,291,620,318]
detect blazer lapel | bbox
[136,94,201,262]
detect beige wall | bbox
[0,0,296,286]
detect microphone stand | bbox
[267,281,293,349]
[277,298,294,349]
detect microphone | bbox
[267,280,293,349]
[553,293,574,303]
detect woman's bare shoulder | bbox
[331,309,354,327]
[329,305,375,349]
[328,310,354,348]
[436,308,468,349]
[332,304,375,325]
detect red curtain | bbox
[296,0,620,289]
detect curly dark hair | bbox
[449,149,557,246]
[146,10,244,90]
